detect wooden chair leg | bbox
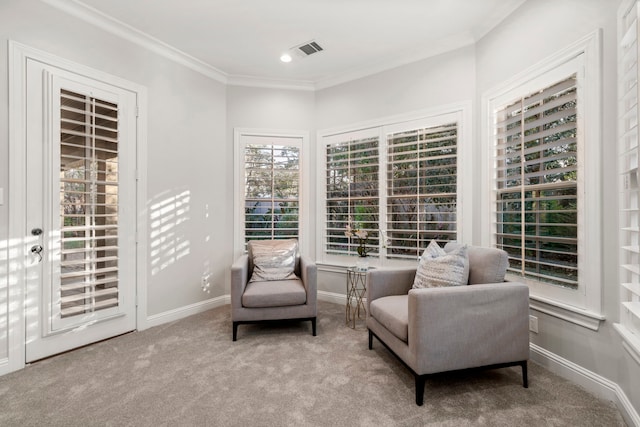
[232,322,239,342]
[368,330,373,350]
[521,360,528,388]
[415,375,426,406]
[311,317,317,336]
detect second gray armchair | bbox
[366,243,530,405]
[230,239,317,341]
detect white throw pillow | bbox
[412,240,469,288]
[248,239,298,282]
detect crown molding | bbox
[227,74,316,92]
[40,0,487,92]
[314,33,476,90]
[228,34,474,91]
[41,0,229,84]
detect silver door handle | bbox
[30,244,43,262]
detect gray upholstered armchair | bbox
[366,243,530,405]
[230,239,317,341]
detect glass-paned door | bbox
[25,59,137,362]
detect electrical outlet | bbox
[529,315,539,333]
[201,273,211,293]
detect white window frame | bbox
[320,126,382,265]
[615,0,640,364]
[481,30,604,329]
[317,104,472,269]
[233,128,310,260]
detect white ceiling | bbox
[62,0,527,88]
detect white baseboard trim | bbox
[145,291,345,330]
[318,290,367,307]
[318,290,347,305]
[531,343,640,427]
[0,357,10,377]
[143,295,230,330]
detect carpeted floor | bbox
[0,301,627,426]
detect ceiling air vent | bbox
[293,41,324,58]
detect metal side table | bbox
[346,266,370,328]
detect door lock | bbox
[31,228,43,236]
[30,244,43,262]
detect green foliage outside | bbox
[497,79,578,288]
[325,125,458,259]
[244,144,300,243]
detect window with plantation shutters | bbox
[484,35,604,328]
[494,75,578,289]
[320,110,466,266]
[616,0,640,358]
[386,123,458,260]
[235,132,307,254]
[325,133,380,257]
[59,88,120,318]
[244,144,299,242]
[487,34,603,323]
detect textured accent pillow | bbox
[422,239,447,259]
[248,239,298,282]
[444,242,509,284]
[412,240,469,289]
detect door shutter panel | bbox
[59,88,120,319]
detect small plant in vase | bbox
[345,223,369,271]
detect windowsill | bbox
[614,323,640,366]
[317,263,352,274]
[320,264,607,331]
[317,260,417,274]
[528,294,605,331]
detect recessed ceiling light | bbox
[280,53,292,63]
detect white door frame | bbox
[6,41,148,374]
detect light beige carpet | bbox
[0,301,627,426]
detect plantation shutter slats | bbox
[322,116,460,262]
[521,78,577,111]
[497,106,576,140]
[386,122,458,259]
[497,166,578,184]
[496,115,577,151]
[617,2,640,350]
[59,89,119,319]
[495,74,578,289]
[500,78,577,117]
[325,136,380,257]
[243,139,300,244]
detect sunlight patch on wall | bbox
[149,189,191,276]
[0,238,8,359]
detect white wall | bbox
[316,46,476,130]
[0,0,228,371]
[227,85,316,131]
[143,57,228,315]
[475,0,640,417]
